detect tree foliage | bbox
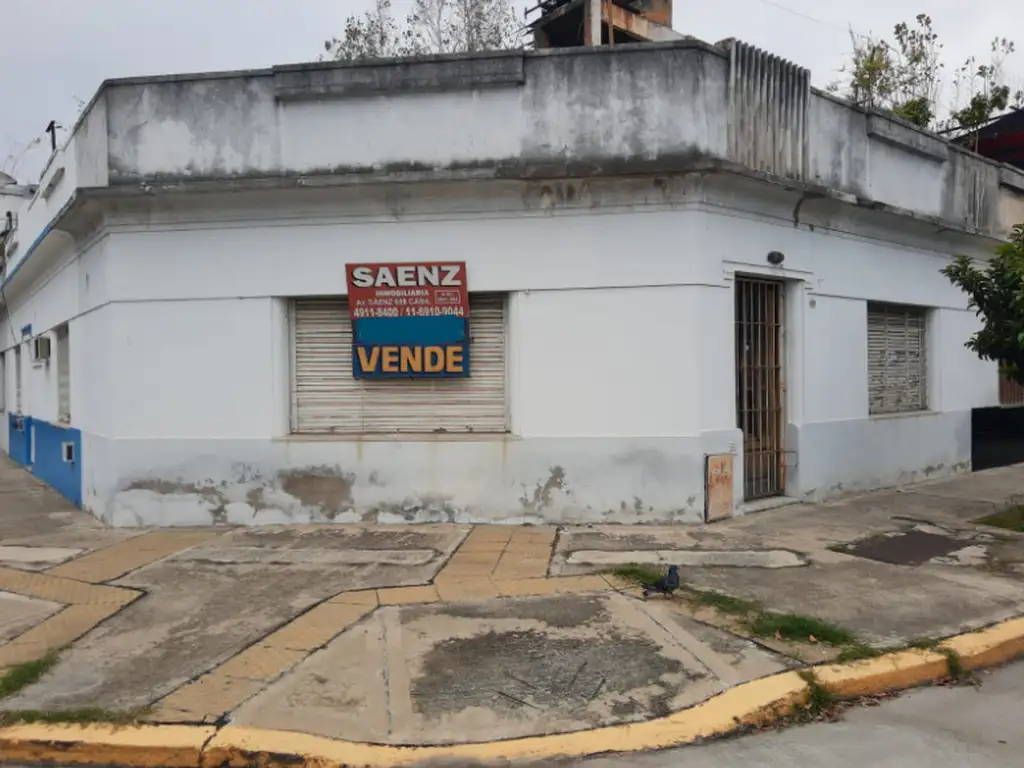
[942,225,1024,385]
[323,0,523,62]
[830,14,1022,139]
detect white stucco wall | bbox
[41,177,992,527]
[0,234,109,428]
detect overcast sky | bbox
[1,0,1022,182]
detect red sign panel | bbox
[344,262,469,320]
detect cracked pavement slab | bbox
[675,558,1024,646]
[1,526,466,713]
[232,592,790,745]
[0,591,63,644]
[5,455,1024,752]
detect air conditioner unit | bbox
[32,336,51,362]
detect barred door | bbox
[735,277,785,500]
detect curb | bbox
[3,615,1024,767]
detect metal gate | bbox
[291,294,508,434]
[999,370,1024,407]
[735,276,785,500]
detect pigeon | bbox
[642,565,680,599]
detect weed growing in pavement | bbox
[608,565,665,587]
[0,655,57,700]
[0,707,151,727]
[606,565,864,649]
[686,589,761,616]
[1,656,151,725]
[976,504,1024,532]
[748,613,857,646]
[796,670,838,718]
[834,643,883,663]
[940,648,969,681]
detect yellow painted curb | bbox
[0,723,216,768]
[202,672,808,767]
[2,615,1023,767]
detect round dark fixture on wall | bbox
[767,250,785,266]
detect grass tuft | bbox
[976,505,1024,532]
[0,707,151,727]
[797,670,837,717]
[907,636,942,650]
[835,644,882,663]
[607,565,665,587]
[0,655,58,700]
[749,613,856,646]
[687,589,760,616]
[940,648,968,681]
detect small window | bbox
[14,345,22,412]
[867,302,928,415]
[56,324,70,423]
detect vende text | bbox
[355,344,466,376]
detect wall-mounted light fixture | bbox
[767,250,785,266]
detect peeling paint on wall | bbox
[278,466,356,520]
[520,466,568,512]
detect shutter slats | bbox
[868,303,927,415]
[293,295,507,434]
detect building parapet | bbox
[4,38,1024,280]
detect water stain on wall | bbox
[277,467,356,520]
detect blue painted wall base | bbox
[7,414,82,507]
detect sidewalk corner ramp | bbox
[3,615,1024,767]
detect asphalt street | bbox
[570,660,1024,768]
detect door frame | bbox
[734,274,787,501]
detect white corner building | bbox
[1,37,1022,527]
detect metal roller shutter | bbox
[292,294,508,434]
[867,302,927,415]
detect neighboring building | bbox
[972,107,1024,172]
[1,35,1023,528]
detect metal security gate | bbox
[867,303,927,415]
[291,294,508,434]
[735,276,785,500]
[999,371,1024,407]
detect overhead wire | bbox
[743,0,872,42]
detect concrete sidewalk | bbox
[2,455,1024,750]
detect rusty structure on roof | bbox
[527,0,684,48]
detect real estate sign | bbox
[344,262,470,379]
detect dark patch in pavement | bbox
[411,628,693,721]
[403,595,607,629]
[839,529,964,566]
